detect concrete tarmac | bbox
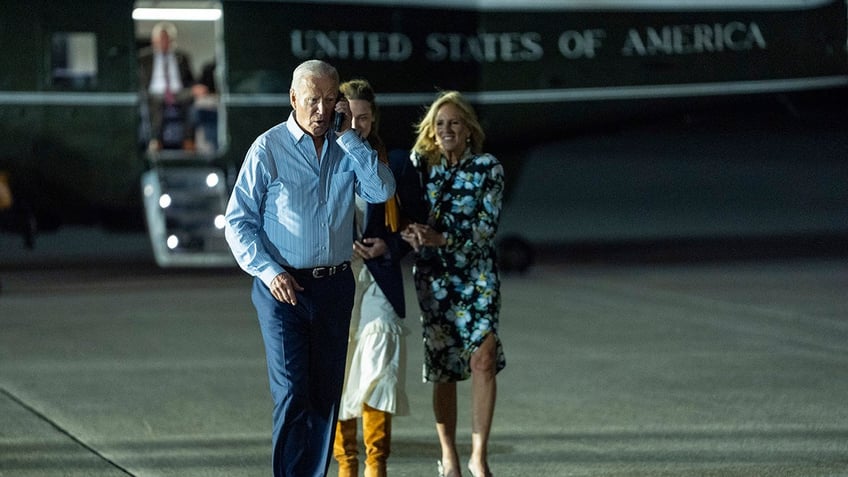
[2,234,847,477]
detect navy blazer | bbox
[361,150,426,318]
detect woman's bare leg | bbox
[433,382,460,476]
[468,334,497,477]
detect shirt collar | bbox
[285,111,333,143]
[286,112,306,141]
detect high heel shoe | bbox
[467,463,493,477]
[439,460,467,477]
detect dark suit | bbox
[137,47,194,148]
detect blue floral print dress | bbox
[411,148,506,383]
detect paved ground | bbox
[1,231,847,476]
[2,80,847,477]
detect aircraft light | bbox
[132,8,222,21]
[167,235,179,249]
[206,173,220,188]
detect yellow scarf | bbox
[384,194,400,232]
[377,148,401,232]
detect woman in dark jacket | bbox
[333,79,424,477]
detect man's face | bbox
[154,30,171,53]
[290,75,339,137]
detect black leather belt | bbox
[287,261,350,279]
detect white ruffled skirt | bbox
[338,259,410,420]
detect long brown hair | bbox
[339,79,400,231]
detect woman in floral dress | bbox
[401,91,505,477]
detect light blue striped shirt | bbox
[224,113,396,286]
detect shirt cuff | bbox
[337,130,372,160]
[258,265,286,289]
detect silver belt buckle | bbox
[312,267,324,279]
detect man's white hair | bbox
[151,21,177,40]
[291,60,339,92]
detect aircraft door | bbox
[134,2,232,267]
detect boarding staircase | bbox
[141,151,234,267]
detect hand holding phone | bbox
[333,94,346,133]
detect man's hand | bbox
[269,272,304,305]
[334,97,352,135]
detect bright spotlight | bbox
[214,214,226,229]
[159,194,172,208]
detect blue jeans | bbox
[251,271,354,477]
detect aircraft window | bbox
[51,32,98,89]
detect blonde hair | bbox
[412,90,485,167]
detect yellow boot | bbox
[334,419,359,477]
[363,404,391,477]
